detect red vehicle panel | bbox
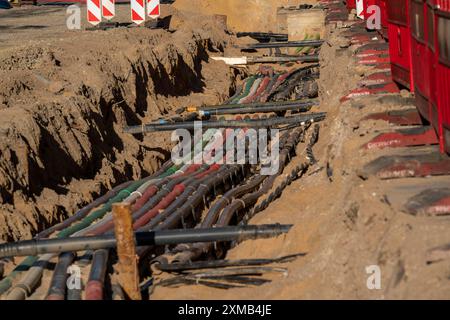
[435,0,450,153]
[427,0,439,131]
[410,0,431,121]
[377,0,389,37]
[387,0,414,90]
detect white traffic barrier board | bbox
[356,0,364,19]
[102,0,115,20]
[87,0,102,26]
[131,0,146,25]
[147,0,160,19]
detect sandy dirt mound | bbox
[173,0,319,32]
[0,5,239,241]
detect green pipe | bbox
[231,76,258,104]
[56,180,144,238]
[0,256,36,295]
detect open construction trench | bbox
[0,1,449,300]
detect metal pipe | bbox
[0,225,291,258]
[247,55,320,64]
[124,113,326,135]
[196,101,317,116]
[239,40,324,49]
[46,252,76,300]
[85,249,109,300]
[156,253,306,272]
[236,32,288,42]
[5,253,54,300]
[67,280,83,300]
[188,98,318,112]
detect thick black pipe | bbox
[67,280,83,301]
[46,252,75,300]
[248,55,319,64]
[124,113,326,134]
[196,99,319,112]
[0,261,4,280]
[239,40,324,49]
[0,224,292,258]
[197,101,316,116]
[236,32,288,42]
[156,254,306,272]
[88,250,109,283]
[85,249,109,300]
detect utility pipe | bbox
[236,32,288,42]
[46,252,76,300]
[248,76,271,103]
[0,225,292,259]
[124,113,326,135]
[238,40,324,49]
[187,98,318,112]
[85,249,109,300]
[195,101,317,116]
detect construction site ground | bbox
[0,2,449,299]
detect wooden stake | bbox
[112,203,141,300]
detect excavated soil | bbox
[1,2,449,300]
[0,4,241,241]
[174,0,318,32]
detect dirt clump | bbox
[0,5,239,241]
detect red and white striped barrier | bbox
[131,0,146,25]
[86,0,160,26]
[87,0,102,26]
[356,0,364,19]
[147,0,160,19]
[102,0,115,20]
